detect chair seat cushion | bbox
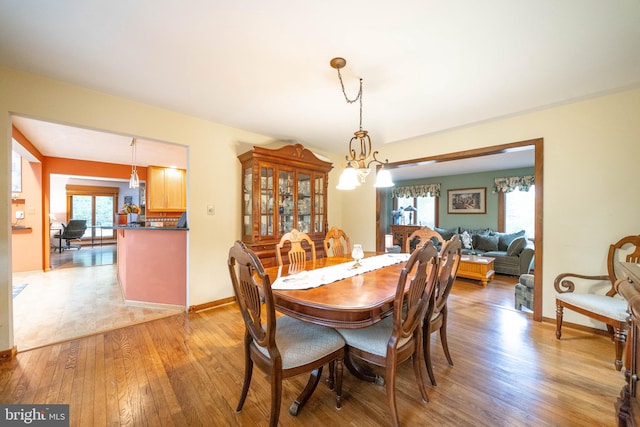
[556,292,628,321]
[336,316,410,357]
[255,315,345,369]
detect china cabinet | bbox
[238,144,332,266]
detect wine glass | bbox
[352,244,364,268]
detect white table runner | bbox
[272,253,411,290]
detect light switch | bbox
[207,204,215,215]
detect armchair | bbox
[555,235,640,371]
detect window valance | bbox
[391,183,441,198]
[493,175,534,193]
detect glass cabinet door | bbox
[314,174,325,233]
[260,166,274,237]
[278,169,294,235]
[297,172,311,233]
[243,167,253,237]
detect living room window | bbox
[395,195,436,227]
[505,185,535,238]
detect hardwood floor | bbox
[1,272,623,426]
[12,245,184,351]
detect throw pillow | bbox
[495,230,526,251]
[434,226,459,241]
[475,234,499,252]
[506,236,527,256]
[460,228,490,249]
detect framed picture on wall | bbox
[447,187,486,214]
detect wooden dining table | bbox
[265,253,408,329]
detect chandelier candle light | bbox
[330,57,394,190]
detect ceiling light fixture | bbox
[330,57,394,190]
[129,138,139,189]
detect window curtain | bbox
[493,175,534,193]
[391,183,441,198]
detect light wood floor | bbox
[12,245,184,351]
[0,271,624,426]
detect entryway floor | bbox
[12,245,184,352]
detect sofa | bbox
[433,226,534,276]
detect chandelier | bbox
[330,57,394,190]
[129,137,139,189]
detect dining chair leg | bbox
[335,358,344,409]
[440,308,454,366]
[423,326,437,386]
[413,335,430,403]
[236,353,253,412]
[270,372,283,427]
[289,367,323,416]
[328,361,335,390]
[385,355,401,427]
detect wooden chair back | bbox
[423,234,462,386]
[276,229,316,266]
[404,226,445,253]
[323,226,352,257]
[339,241,439,426]
[432,235,462,318]
[228,240,274,351]
[228,240,345,425]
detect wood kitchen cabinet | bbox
[146,166,186,212]
[238,144,333,266]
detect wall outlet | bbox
[207,204,215,215]
[15,211,24,219]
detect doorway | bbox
[377,138,543,321]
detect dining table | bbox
[264,252,411,329]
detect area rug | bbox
[12,283,27,299]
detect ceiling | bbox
[2,1,639,180]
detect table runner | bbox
[272,253,411,290]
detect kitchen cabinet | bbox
[146,166,186,212]
[238,144,333,266]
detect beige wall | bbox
[1,64,639,352]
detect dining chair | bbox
[423,234,462,386]
[228,241,345,426]
[404,226,445,253]
[555,235,640,371]
[336,241,439,427]
[323,226,352,257]
[276,228,316,266]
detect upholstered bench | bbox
[515,273,534,311]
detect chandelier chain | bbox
[336,68,364,132]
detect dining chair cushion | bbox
[255,316,345,369]
[556,292,628,321]
[336,316,411,357]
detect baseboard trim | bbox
[189,296,236,313]
[0,346,18,363]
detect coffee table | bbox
[457,255,495,287]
